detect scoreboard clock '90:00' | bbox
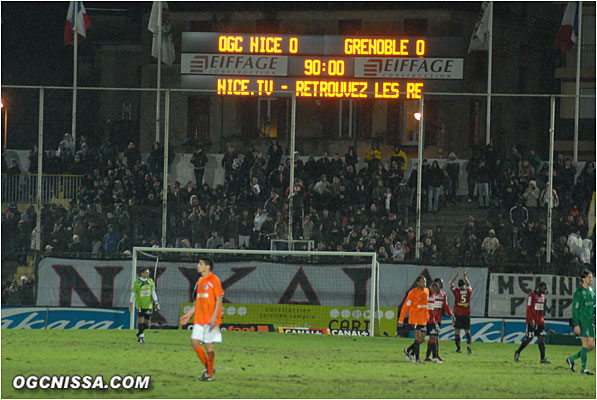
[180,33,465,98]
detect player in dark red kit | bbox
[424,282,442,363]
[425,278,455,362]
[514,282,551,364]
[449,267,473,354]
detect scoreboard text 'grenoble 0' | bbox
[180,33,465,97]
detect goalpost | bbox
[131,247,381,336]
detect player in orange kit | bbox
[180,257,224,382]
[398,276,429,364]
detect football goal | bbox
[131,247,383,336]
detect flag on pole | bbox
[588,191,596,238]
[553,2,579,52]
[64,1,91,45]
[148,1,176,66]
[468,1,490,52]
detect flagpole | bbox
[485,1,493,145]
[573,1,582,162]
[155,1,162,143]
[72,2,78,146]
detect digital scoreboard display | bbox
[181,33,464,98]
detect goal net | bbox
[131,247,388,337]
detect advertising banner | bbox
[488,273,592,318]
[1,306,131,329]
[437,318,571,344]
[180,302,396,336]
[36,257,488,328]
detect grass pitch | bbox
[1,329,595,399]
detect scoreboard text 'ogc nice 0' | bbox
[180,33,465,98]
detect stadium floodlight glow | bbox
[414,112,422,121]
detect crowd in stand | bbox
[1,136,595,274]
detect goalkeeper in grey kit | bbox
[129,268,160,343]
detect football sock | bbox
[516,338,529,354]
[569,349,582,362]
[207,351,215,377]
[466,334,471,346]
[538,340,546,360]
[580,348,588,370]
[407,342,416,354]
[455,335,461,350]
[414,340,421,360]
[138,322,146,336]
[426,341,432,358]
[432,339,438,359]
[194,346,208,368]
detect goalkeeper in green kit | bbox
[129,268,160,343]
[566,269,595,375]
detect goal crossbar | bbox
[131,247,379,336]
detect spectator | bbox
[344,146,358,169]
[266,139,282,175]
[477,159,490,208]
[466,151,480,203]
[580,239,593,265]
[389,144,408,171]
[221,145,236,183]
[509,201,528,249]
[522,180,540,222]
[567,229,583,258]
[539,183,559,209]
[446,152,459,204]
[365,143,382,170]
[190,147,208,186]
[206,231,224,249]
[427,160,443,213]
[526,149,542,175]
[123,142,141,170]
[518,159,535,187]
[102,224,120,254]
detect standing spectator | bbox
[266,139,282,175]
[567,229,583,259]
[344,146,358,169]
[539,183,559,210]
[522,180,540,222]
[389,144,408,171]
[329,153,345,178]
[268,164,287,197]
[124,142,142,170]
[191,147,207,187]
[477,159,490,208]
[238,209,253,248]
[466,151,480,203]
[427,160,443,213]
[559,158,577,209]
[206,231,225,249]
[510,201,529,249]
[518,159,535,187]
[446,152,460,204]
[102,224,120,254]
[221,145,236,183]
[365,143,382,170]
[526,149,542,175]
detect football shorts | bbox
[525,324,546,339]
[412,324,427,333]
[191,324,223,343]
[137,308,153,319]
[426,322,439,336]
[454,315,470,330]
[578,321,596,338]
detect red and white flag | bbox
[148,1,176,66]
[64,1,92,45]
[553,2,579,52]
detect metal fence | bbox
[1,174,83,204]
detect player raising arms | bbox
[566,269,595,375]
[424,282,442,363]
[180,257,224,382]
[129,268,159,343]
[514,282,551,364]
[425,278,454,362]
[398,275,429,364]
[449,267,473,354]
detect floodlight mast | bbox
[131,247,379,336]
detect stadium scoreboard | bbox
[181,33,464,98]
